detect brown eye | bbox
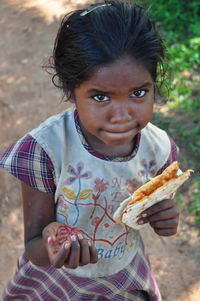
[130,89,146,98]
[92,95,110,102]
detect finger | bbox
[43,231,57,245]
[138,207,179,226]
[149,206,179,222]
[51,241,71,268]
[88,241,98,264]
[65,235,80,269]
[47,236,57,245]
[141,199,175,218]
[150,217,179,229]
[43,222,63,244]
[153,227,178,236]
[77,234,90,266]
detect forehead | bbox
[79,56,153,92]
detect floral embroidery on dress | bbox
[61,162,92,225]
[138,159,156,179]
[126,178,141,193]
[57,164,131,247]
[90,178,108,219]
[94,177,109,192]
[64,162,92,185]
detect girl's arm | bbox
[21,181,55,265]
[21,182,98,267]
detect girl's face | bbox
[72,55,154,157]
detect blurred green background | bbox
[136,0,200,232]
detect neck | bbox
[89,139,136,158]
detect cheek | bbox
[146,102,154,116]
[81,104,106,122]
[144,96,154,115]
[78,106,102,131]
[135,102,154,126]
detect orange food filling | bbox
[129,161,179,205]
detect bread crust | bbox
[113,162,193,229]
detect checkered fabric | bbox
[2,237,161,301]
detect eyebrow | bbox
[87,82,153,94]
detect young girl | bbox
[0,1,180,300]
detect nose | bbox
[109,102,132,124]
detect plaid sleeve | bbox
[156,136,179,175]
[0,135,56,194]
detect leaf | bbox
[59,209,67,214]
[62,187,76,200]
[78,189,92,200]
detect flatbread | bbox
[113,162,193,229]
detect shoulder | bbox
[30,109,73,138]
[141,122,170,148]
[29,109,75,159]
[27,109,76,178]
[0,134,56,193]
[142,122,169,138]
[139,122,172,171]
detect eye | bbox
[130,89,147,98]
[92,94,110,102]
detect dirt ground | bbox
[0,1,200,300]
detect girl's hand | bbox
[42,222,98,269]
[137,199,180,236]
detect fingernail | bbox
[137,219,144,225]
[70,235,76,241]
[64,241,70,249]
[88,240,92,247]
[48,237,55,244]
[78,233,84,240]
[141,213,147,218]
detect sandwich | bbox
[113,161,193,229]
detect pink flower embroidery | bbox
[94,178,108,192]
[126,178,140,193]
[64,162,92,185]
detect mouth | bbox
[101,127,138,141]
[103,125,138,134]
[106,128,133,134]
[103,122,140,134]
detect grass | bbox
[135,0,200,233]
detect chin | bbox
[105,137,133,146]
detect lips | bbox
[100,127,138,142]
[102,123,138,134]
[106,129,133,134]
[102,125,138,135]
[104,129,134,136]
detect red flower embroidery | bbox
[94,178,108,192]
[126,178,140,193]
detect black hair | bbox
[48,0,165,100]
